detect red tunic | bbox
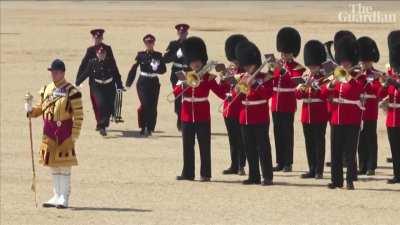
[357,69,382,121]
[173,73,226,123]
[271,60,305,113]
[220,69,243,119]
[235,73,274,125]
[295,74,329,124]
[322,78,364,126]
[378,73,400,128]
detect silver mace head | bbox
[25,92,33,104]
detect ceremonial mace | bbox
[24,92,38,208]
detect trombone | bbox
[166,61,219,103]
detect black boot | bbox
[99,128,107,136]
[273,165,283,172]
[387,177,400,184]
[176,175,194,181]
[300,172,315,179]
[222,167,238,175]
[242,179,261,185]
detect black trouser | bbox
[181,121,211,178]
[170,68,182,122]
[90,83,116,129]
[136,77,160,131]
[387,127,400,179]
[272,112,294,167]
[302,123,327,175]
[331,125,360,185]
[241,123,273,181]
[358,121,378,172]
[224,117,246,170]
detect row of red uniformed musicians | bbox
[74,25,400,190]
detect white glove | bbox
[24,102,32,113]
[150,59,160,71]
[176,48,183,59]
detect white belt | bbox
[183,97,208,103]
[140,72,158,78]
[388,103,400,108]
[94,77,113,84]
[173,63,187,68]
[360,94,377,99]
[273,87,296,93]
[332,98,365,110]
[303,98,323,104]
[225,93,232,97]
[242,99,267,106]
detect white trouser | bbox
[47,167,71,208]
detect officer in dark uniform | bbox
[126,34,166,136]
[75,46,124,136]
[163,23,190,131]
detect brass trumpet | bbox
[166,60,219,103]
[235,60,270,95]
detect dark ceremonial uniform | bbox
[296,40,329,179]
[126,48,166,133]
[76,51,123,130]
[272,27,305,172]
[174,37,226,181]
[323,36,364,189]
[234,41,274,185]
[76,29,123,130]
[219,34,248,174]
[173,73,225,179]
[356,37,382,175]
[163,24,190,130]
[381,31,400,183]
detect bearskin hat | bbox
[357,36,379,62]
[235,41,261,67]
[389,43,400,72]
[276,27,301,57]
[388,30,400,48]
[225,34,248,61]
[303,40,327,66]
[333,30,356,51]
[182,36,208,65]
[334,36,359,66]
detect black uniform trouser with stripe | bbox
[241,123,273,181]
[170,69,182,124]
[387,127,400,179]
[90,83,116,129]
[136,77,160,131]
[272,112,295,167]
[358,121,378,172]
[181,121,211,178]
[331,125,360,185]
[224,117,246,170]
[302,122,327,175]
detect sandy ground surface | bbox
[1,1,400,225]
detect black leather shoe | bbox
[325,162,331,167]
[366,170,375,176]
[315,173,323,179]
[176,119,182,131]
[387,157,393,163]
[200,177,211,182]
[282,165,292,172]
[238,167,246,176]
[176,176,194,181]
[273,165,283,172]
[300,172,315,179]
[42,203,56,208]
[327,183,343,189]
[346,182,355,190]
[387,178,400,184]
[222,168,238,175]
[99,128,107,136]
[357,170,367,175]
[262,179,273,186]
[242,179,261,185]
